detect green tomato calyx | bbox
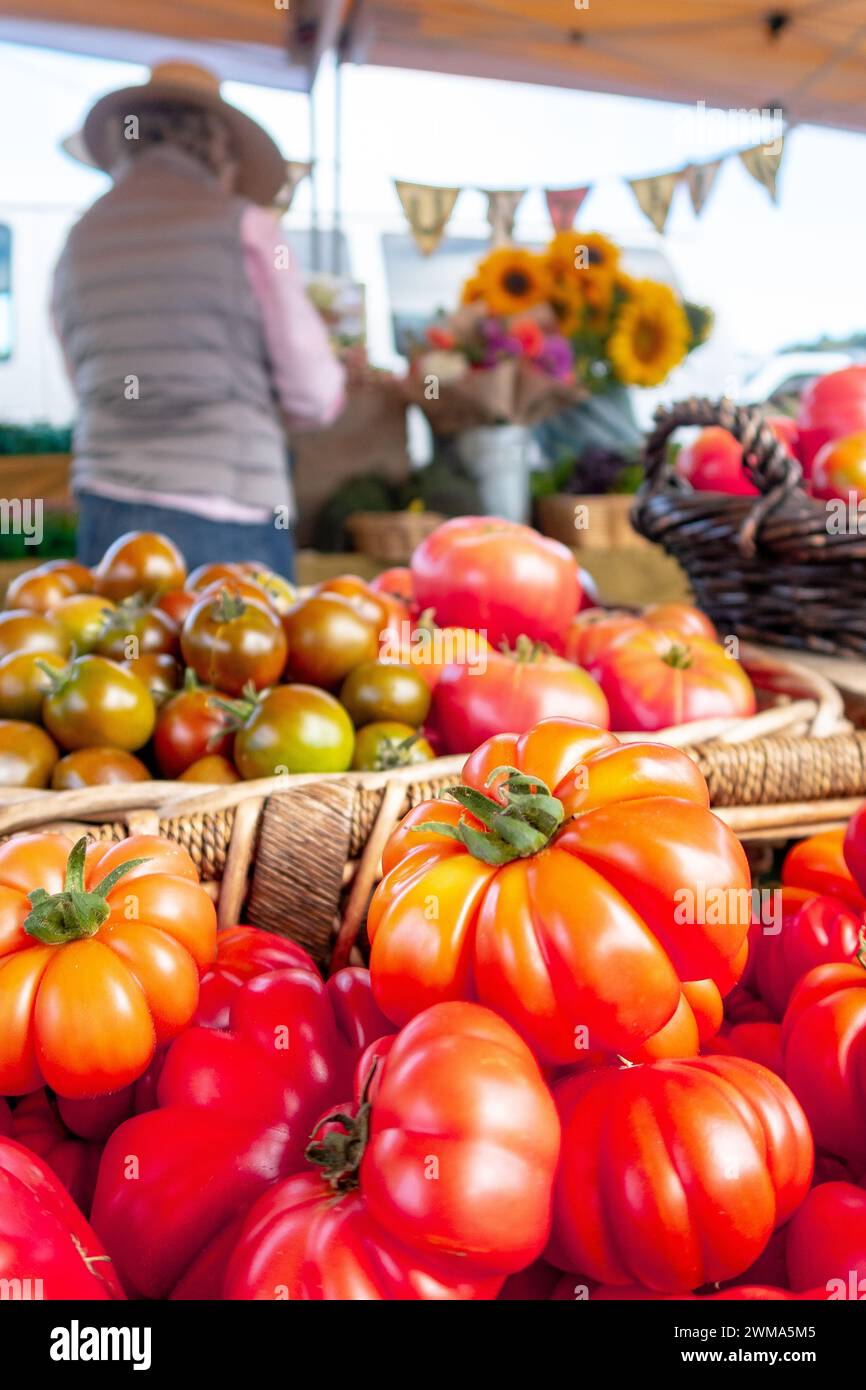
[24,836,150,945]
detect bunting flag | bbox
[683,159,722,216]
[544,185,591,232]
[273,160,314,211]
[394,180,461,256]
[739,139,785,203]
[628,171,680,234]
[483,188,527,245]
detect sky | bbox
[2,36,866,365]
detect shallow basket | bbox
[347,509,444,565]
[1,645,864,971]
[537,492,650,552]
[631,396,866,658]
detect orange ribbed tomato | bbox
[368,717,751,1065]
[0,833,217,1098]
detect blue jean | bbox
[76,492,296,580]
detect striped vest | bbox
[53,148,291,513]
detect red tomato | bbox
[786,1181,866,1296]
[371,566,414,606]
[784,828,866,911]
[811,431,866,501]
[0,832,217,1098]
[153,679,234,778]
[411,516,580,648]
[643,602,717,641]
[782,961,866,1169]
[592,629,755,732]
[194,925,315,1029]
[368,717,750,1066]
[10,1089,103,1214]
[796,365,866,474]
[548,1055,813,1291]
[843,801,866,901]
[563,609,646,674]
[0,1138,126,1299]
[703,1021,784,1076]
[746,893,864,1019]
[223,1001,560,1298]
[91,963,392,1299]
[676,426,759,496]
[381,618,491,692]
[56,1054,164,1142]
[431,642,609,753]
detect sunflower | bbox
[607,281,691,388]
[549,279,585,336]
[475,248,552,316]
[547,230,620,284]
[461,275,485,306]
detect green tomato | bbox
[339,660,431,728]
[351,720,434,772]
[233,684,355,778]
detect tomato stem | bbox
[305,1060,379,1192]
[414,766,565,866]
[23,836,151,945]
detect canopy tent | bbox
[3,0,866,131]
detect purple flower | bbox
[536,335,574,380]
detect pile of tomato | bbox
[1,704,864,1301]
[0,517,761,791]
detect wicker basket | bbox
[632,396,866,658]
[538,492,650,552]
[347,510,444,565]
[0,641,862,972]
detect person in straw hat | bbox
[52,61,345,576]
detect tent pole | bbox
[333,56,343,275]
[309,83,321,272]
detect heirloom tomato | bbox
[548,1055,813,1291]
[0,719,59,787]
[0,609,71,660]
[746,891,864,1019]
[784,827,866,911]
[94,600,179,662]
[53,593,116,652]
[351,721,434,772]
[51,747,151,790]
[411,516,580,648]
[4,565,79,614]
[381,617,491,692]
[181,589,287,696]
[675,425,759,496]
[91,962,391,1299]
[153,677,234,778]
[231,684,355,778]
[703,1021,784,1076]
[283,592,378,689]
[42,654,156,752]
[10,1089,103,1214]
[811,431,866,501]
[0,1138,125,1299]
[370,566,414,607]
[194,924,315,1029]
[431,641,609,754]
[340,658,430,728]
[796,365,866,473]
[563,609,646,674]
[0,832,216,1098]
[368,717,751,1065]
[95,530,186,601]
[223,1001,560,1299]
[786,1182,866,1295]
[782,960,866,1169]
[592,630,755,731]
[0,649,67,721]
[643,601,717,641]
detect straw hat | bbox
[80,60,286,203]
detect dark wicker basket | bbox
[631,397,866,657]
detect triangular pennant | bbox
[739,139,785,203]
[544,186,591,232]
[273,160,313,212]
[682,159,722,216]
[394,180,461,256]
[482,188,527,246]
[628,171,679,234]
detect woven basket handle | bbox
[641,397,803,558]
